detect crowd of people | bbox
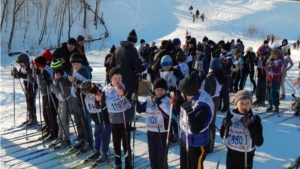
[11,28,300,169]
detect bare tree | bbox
[67,0,82,39]
[81,0,87,29]
[1,0,9,31]
[94,0,100,29]
[8,0,26,50]
[38,0,50,45]
[57,0,67,46]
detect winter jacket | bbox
[104,53,113,73]
[69,66,92,97]
[37,66,54,96]
[264,59,283,83]
[49,73,72,101]
[220,109,264,152]
[179,91,214,147]
[254,54,269,77]
[283,55,294,71]
[100,82,134,124]
[136,94,171,132]
[220,52,233,76]
[192,54,208,75]
[201,69,225,98]
[204,44,212,66]
[245,51,256,72]
[109,41,146,91]
[12,65,38,92]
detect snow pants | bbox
[256,76,266,103]
[220,76,231,110]
[180,141,206,169]
[226,148,255,169]
[147,131,168,169]
[57,98,72,141]
[42,95,58,137]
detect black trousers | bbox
[42,95,58,137]
[111,123,132,169]
[256,76,266,102]
[180,141,206,169]
[234,69,248,91]
[26,89,37,120]
[147,131,168,169]
[249,68,256,90]
[220,76,231,110]
[226,149,255,169]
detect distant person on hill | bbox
[196,9,200,18]
[280,39,291,55]
[271,34,275,45]
[192,13,196,23]
[297,38,300,50]
[200,13,205,22]
[150,41,158,64]
[189,5,193,14]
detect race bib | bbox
[105,86,131,113]
[160,71,176,87]
[194,60,203,71]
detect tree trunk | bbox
[57,0,66,46]
[1,0,8,31]
[67,0,71,39]
[82,0,86,29]
[38,0,50,45]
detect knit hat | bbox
[67,38,77,46]
[202,36,208,42]
[237,39,241,43]
[165,42,174,52]
[246,46,253,53]
[257,45,268,54]
[127,29,137,43]
[15,53,30,65]
[210,58,221,71]
[160,55,173,67]
[109,67,122,80]
[140,39,145,44]
[272,48,281,57]
[70,53,83,63]
[34,56,47,68]
[282,39,288,45]
[282,45,289,53]
[221,43,231,52]
[179,71,199,96]
[80,81,93,94]
[41,49,53,62]
[76,35,85,42]
[218,40,225,45]
[153,78,168,91]
[110,45,116,53]
[176,51,186,62]
[233,90,252,105]
[196,44,204,52]
[188,38,197,45]
[51,59,64,75]
[172,38,181,46]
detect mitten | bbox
[240,113,253,128]
[42,71,52,85]
[181,100,193,114]
[222,111,233,128]
[35,68,41,75]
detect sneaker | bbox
[54,140,70,149]
[70,139,84,151]
[87,150,101,160]
[49,138,62,147]
[114,164,122,169]
[26,118,38,126]
[79,141,91,153]
[95,152,108,163]
[266,105,273,111]
[170,134,179,144]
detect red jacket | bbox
[264,59,283,83]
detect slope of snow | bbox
[1,0,300,169]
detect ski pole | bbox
[163,93,174,169]
[245,129,248,169]
[47,85,70,148]
[58,82,78,140]
[13,66,16,128]
[38,88,45,147]
[185,106,189,169]
[216,126,228,169]
[132,92,137,169]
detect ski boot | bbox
[266,105,273,111]
[69,139,84,152]
[54,140,70,150]
[79,141,91,153]
[87,150,101,161]
[49,138,62,148]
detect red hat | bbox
[34,56,47,68]
[41,49,52,62]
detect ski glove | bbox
[42,71,52,85]
[181,100,193,114]
[35,68,41,75]
[222,111,233,128]
[169,86,177,93]
[240,113,253,128]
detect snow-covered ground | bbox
[1,0,300,168]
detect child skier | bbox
[178,71,214,169]
[173,51,189,81]
[68,53,93,153]
[135,77,171,169]
[11,53,38,126]
[80,81,111,163]
[97,67,134,169]
[220,90,264,169]
[46,59,72,148]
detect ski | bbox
[276,115,298,123]
[261,112,283,120]
[45,150,84,169]
[284,156,300,169]
[1,136,43,149]
[1,124,39,136]
[1,131,41,144]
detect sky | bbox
[1,0,300,168]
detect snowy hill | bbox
[1,0,300,168]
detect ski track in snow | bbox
[1,0,300,168]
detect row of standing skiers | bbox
[10,32,266,169]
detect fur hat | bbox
[221,43,231,52]
[109,67,122,80]
[110,45,116,53]
[176,51,186,62]
[233,90,252,105]
[172,38,181,46]
[153,78,168,91]
[67,38,77,46]
[70,53,83,63]
[160,55,173,67]
[179,71,199,96]
[34,56,47,68]
[210,58,221,71]
[165,42,174,52]
[127,29,137,43]
[41,49,53,62]
[76,35,85,42]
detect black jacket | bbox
[109,41,146,91]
